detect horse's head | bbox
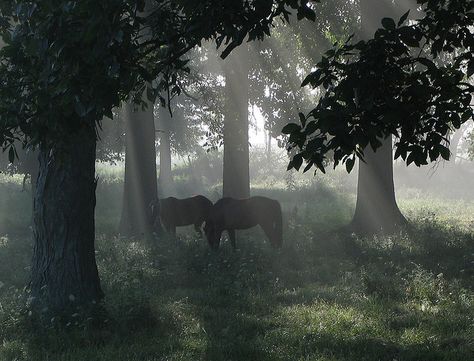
[204,221,219,249]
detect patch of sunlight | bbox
[156,298,207,349]
[400,327,431,346]
[277,301,386,340]
[0,235,8,247]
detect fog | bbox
[0,0,473,360]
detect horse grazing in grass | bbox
[204,196,283,249]
[153,195,213,236]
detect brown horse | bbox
[153,195,213,236]
[204,196,283,249]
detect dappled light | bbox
[0,0,473,360]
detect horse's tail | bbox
[273,200,283,247]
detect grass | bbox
[0,167,473,361]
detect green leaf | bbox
[381,17,396,31]
[282,123,301,135]
[303,161,313,173]
[439,146,450,161]
[292,154,303,170]
[315,160,326,174]
[8,146,15,163]
[398,10,410,26]
[345,157,355,173]
[298,112,307,127]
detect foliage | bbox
[252,1,358,140]
[0,0,317,154]
[285,0,474,173]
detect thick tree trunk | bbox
[223,45,250,199]
[157,107,174,197]
[351,138,406,233]
[351,0,407,234]
[31,125,103,315]
[119,101,159,237]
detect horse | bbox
[152,195,213,236]
[204,196,283,249]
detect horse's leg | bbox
[194,222,203,237]
[228,229,236,250]
[214,227,224,249]
[165,223,176,240]
[260,222,276,247]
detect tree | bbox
[0,0,316,315]
[157,105,175,197]
[285,0,474,216]
[351,0,407,234]
[119,101,159,237]
[32,125,103,314]
[222,45,251,198]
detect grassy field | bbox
[0,166,473,361]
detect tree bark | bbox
[223,45,250,199]
[31,125,103,315]
[157,106,174,197]
[351,138,406,233]
[119,101,159,237]
[265,129,272,160]
[449,127,464,163]
[351,0,407,234]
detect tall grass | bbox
[0,163,473,360]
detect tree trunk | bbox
[266,130,272,160]
[223,45,250,199]
[157,107,174,197]
[449,127,464,163]
[351,138,406,233]
[119,101,159,237]
[351,0,407,234]
[31,125,103,315]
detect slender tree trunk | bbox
[351,0,407,234]
[119,101,159,237]
[223,45,250,199]
[266,130,272,160]
[31,125,103,315]
[157,107,174,197]
[449,127,464,163]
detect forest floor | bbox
[0,171,473,361]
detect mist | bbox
[0,1,473,360]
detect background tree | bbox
[285,0,474,231]
[222,45,251,198]
[119,100,158,237]
[350,0,407,234]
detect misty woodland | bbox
[0,0,473,360]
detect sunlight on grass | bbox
[0,173,473,360]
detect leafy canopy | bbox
[0,0,317,159]
[284,0,474,173]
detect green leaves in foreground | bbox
[285,1,474,173]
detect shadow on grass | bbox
[0,198,473,360]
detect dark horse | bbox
[204,196,283,249]
[153,195,213,236]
